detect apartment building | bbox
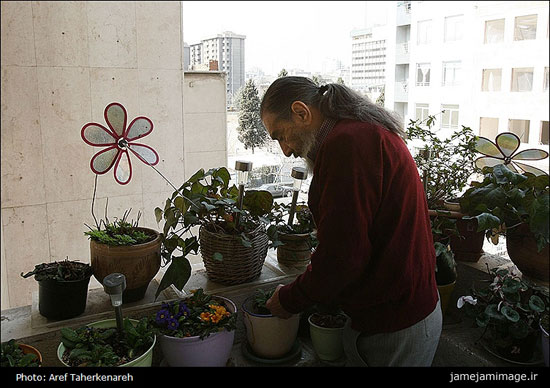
[384,1,549,169]
[350,25,388,97]
[189,31,246,107]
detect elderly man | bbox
[261,76,441,367]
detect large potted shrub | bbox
[85,210,162,303]
[149,288,236,367]
[241,288,301,360]
[268,201,317,268]
[1,340,42,367]
[406,115,484,262]
[459,165,549,282]
[57,317,155,367]
[154,167,276,297]
[457,267,548,363]
[21,259,93,320]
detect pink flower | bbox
[81,102,159,185]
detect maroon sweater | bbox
[279,119,439,335]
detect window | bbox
[541,121,549,145]
[511,67,534,92]
[444,15,463,42]
[544,67,549,91]
[442,61,461,86]
[484,19,505,43]
[514,14,537,41]
[416,63,431,86]
[415,103,430,122]
[417,20,432,45]
[441,104,459,129]
[481,69,502,91]
[479,117,499,139]
[508,119,530,142]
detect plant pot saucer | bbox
[479,339,544,366]
[241,339,302,365]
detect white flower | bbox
[457,296,477,309]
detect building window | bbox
[544,67,549,91]
[416,63,431,86]
[479,117,499,139]
[514,14,537,41]
[511,67,534,92]
[484,19,505,43]
[508,119,530,142]
[541,121,549,145]
[441,104,459,129]
[417,20,432,45]
[444,15,463,42]
[415,103,430,122]
[442,61,461,86]
[481,68,502,91]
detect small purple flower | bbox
[179,302,191,317]
[166,317,179,331]
[155,309,170,324]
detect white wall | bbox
[1,2,227,309]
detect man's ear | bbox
[290,101,312,123]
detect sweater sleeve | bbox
[279,129,383,313]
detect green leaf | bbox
[473,212,502,232]
[243,190,273,216]
[500,305,520,322]
[528,295,545,312]
[155,256,192,299]
[212,252,223,262]
[154,207,163,224]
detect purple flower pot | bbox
[159,296,236,367]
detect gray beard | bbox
[298,130,317,174]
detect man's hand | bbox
[266,284,293,319]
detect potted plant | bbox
[459,165,549,282]
[149,288,236,367]
[457,266,548,363]
[85,209,162,303]
[308,307,347,362]
[241,288,301,359]
[154,167,275,297]
[1,339,42,367]
[21,259,93,320]
[267,201,318,268]
[57,317,155,367]
[406,115,484,262]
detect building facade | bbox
[350,25,388,97]
[189,31,246,108]
[384,1,549,170]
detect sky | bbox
[182,1,389,75]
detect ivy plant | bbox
[154,167,276,298]
[1,340,40,367]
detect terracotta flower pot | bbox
[437,280,456,316]
[19,344,43,366]
[506,223,549,283]
[242,296,300,359]
[276,232,312,268]
[450,218,485,263]
[90,227,161,303]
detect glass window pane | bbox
[514,14,537,40]
[508,119,530,142]
[511,68,534,92]
[445,15,463,42]
[417,20,432,45]
[484,19,505,43]
[480,117,499,139]
[540,121,549,145]
[482,69,502,91]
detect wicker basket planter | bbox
[199,225,269,285]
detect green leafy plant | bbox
[1,340,40,367]
[150,288,236,340]
[459,164,549,252]
[405,114,480,209]
[21,258,92,282]
[84,209,154,246]
[154,167,276,298]
[309,312,347,328]
[251,288,275,315]
[458,266,549,348]
[434,241,457,286]
[60,317,154,367]
[266,201,318,249]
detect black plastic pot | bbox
[38,275,92,320]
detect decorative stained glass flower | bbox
[475,132,548,176]
[81,102,159,185]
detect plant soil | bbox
[310,313,346,328]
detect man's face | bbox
[262,111,316,160]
